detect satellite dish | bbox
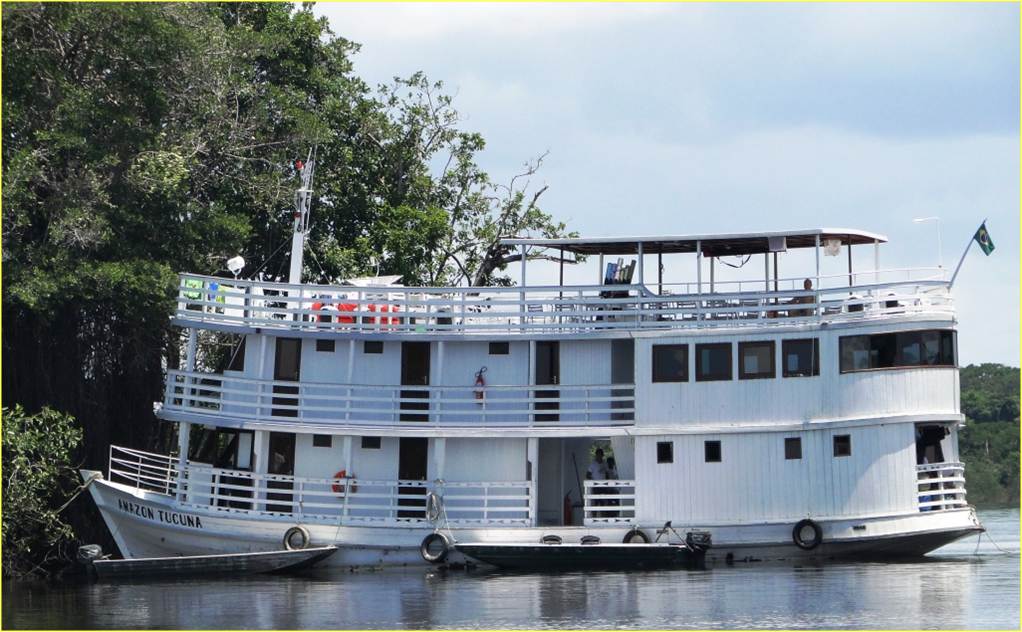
[227,256,245,278]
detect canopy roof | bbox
[500,228,887,257]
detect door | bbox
[400,342,430,422]
[216,430,255,510]
[397,437,429,518]
[272,338,301,418]
[266,432,296,513]
[535,341,560,422]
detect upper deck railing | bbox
[172,268,952,336]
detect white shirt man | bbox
[587,448,607,480]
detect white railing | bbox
[916,462,968,511]
[108,446,531,527]
[163,369,635,427]
[108,445,178,495]
[583,479,636,525]
[172,271,954,336]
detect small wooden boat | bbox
[454,542,706,571]
[91,546,337,579]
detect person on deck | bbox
[586,448,608,517]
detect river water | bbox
[4,508,1018,629]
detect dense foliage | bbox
[1,406,84,578]
[2,2,572,568]
[958,364,1019,506]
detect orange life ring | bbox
[337,303,356,324]
[331,470,357,495]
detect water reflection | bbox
[3,509,1017,630]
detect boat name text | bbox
[117,499,203,529]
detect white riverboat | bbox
[85,163,984,567]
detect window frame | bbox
[488,341,510,355]
[363,340,384,354]
[360,436,382,450]
[833,434,851,457]
[738,340,776,380]
[839,329,956,373]
[312,434,332,448]
[784,437,802,460]
[656,441,674,464]
[652,344,689,383]
[781,338,820,378]
[315,339,335,353]
[704,440,722,463]
[695,343,732,382]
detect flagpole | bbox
[949,218,986,288]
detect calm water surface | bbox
[4,508,1018,629]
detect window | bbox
[695,343,732,382]
[364,340,383,354]
[704,440,722,463]
[361,436,381,450]
[785,437,802,460]
[312,434,332,448]
[226,336,246,372]
[315,339,335,353]
[840,330,955,373]
[656,441,674,464]
[782,338,820,377]
[652,344,689,382]
[833,434,851,457]
[739,341,775,379]
[489,341,510,355]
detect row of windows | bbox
[315,340,510,355]
[652,339,819,383]
[312,435,382,450]
[839,330,955,373]
[656,435,851,464]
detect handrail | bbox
[915,462,968,511]
[108,446,532,526]
[582,479,636,525]
[173,271,954,335]
[163,369,635,427]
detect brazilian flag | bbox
[973,222,995,255]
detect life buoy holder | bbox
[623,528,650,544]
[331,470,357,495]
[792,518,823,550]
[420,533,450,564]
[283,525,311,551]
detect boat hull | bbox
[84,471,984,569]
[455,542,705,570]
[92,546,337,579]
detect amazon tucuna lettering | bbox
[118,498,202,529]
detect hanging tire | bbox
[623,528,650,544]
[283,525,311,551]
[420,533,450,564]
[792,519,822,550]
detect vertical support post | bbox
[176,422,190,502]
[814,234,821,289]
[184,328,198,408]
[527,437,538,526]
[695,240,703,321]
[434,437,446,483]
[341,435,352,521]
[434,341,444,424]
[528,340,537,423]
[710,257,715,293]
[657,250,663,295]
[764,253,770,292]
[598,253,605,285]
[773,252,779,292]
[345,339,355,422]
[874,239,880,283]
[847,235,853,287]
[519,244,527,329]
[636,241,644,286]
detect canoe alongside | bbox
[91,546,338,579]
[454,542,706,571]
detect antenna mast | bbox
[288,147,316,285]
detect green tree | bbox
[2,406,84,578]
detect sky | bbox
[313,3,1020,366]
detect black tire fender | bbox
[420,533,450,564]
[623,528,650,544]
[792,519,823,550]
[283,525,311,551]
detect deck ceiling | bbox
[500,228,888,257]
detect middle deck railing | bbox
[172,269,953,336]
[163,369,635,427]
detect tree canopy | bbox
[1,2,573,550]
